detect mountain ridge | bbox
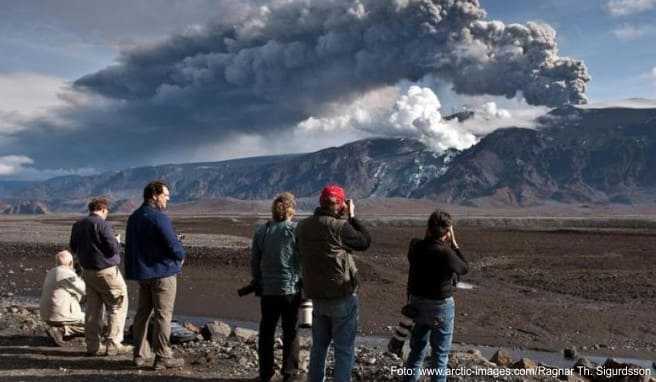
[1,101,655,213]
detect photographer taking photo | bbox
[251,192,302,382]
[403,210,468,382]
[296,185,371,382]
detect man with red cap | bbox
[295,184,371,382]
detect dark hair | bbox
[143,180,169,201]
[426,210,453,239]
[271,192,296,222]
[88,197,110,212]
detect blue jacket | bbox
[251,220,299,296]
[125,203,186,281]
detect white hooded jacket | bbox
[39,265,85,323]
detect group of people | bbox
[39,180,468,382]
[41,180,186,370]
[250,185,468,382]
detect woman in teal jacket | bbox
[251,192,301,382]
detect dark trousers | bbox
[258,294,301,380]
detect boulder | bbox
[563,346,577,360]
[299,349,310,372]
[183,322,201,334]
[232,327,258,342]
[511,357,538,370]
[490,349,513,367]
[201,321,232,340]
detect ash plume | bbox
[7,0,590,171]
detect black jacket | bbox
[296,208,371,299]
[70,214,121,270]
[406,238,468,300]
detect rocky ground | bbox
[2,302,653,381]
[1,214,656,380]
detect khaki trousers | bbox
[132,275,177,360]
[83,266,128,352]
[47,320,85,337]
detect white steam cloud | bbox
[298,80,546,152]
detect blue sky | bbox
[0,0,654,179]
[482,0,656,100]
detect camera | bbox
[237,280,260,297]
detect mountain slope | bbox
[2,100,655,211]
[415,103,656,205]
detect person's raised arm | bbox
[341,217,371,251]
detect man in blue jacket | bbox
[125,180,186,369]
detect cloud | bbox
[605,0,656,16]
[0,154,97,180]
[611,24,652,40]
[4,0,589,176]
[0,72,69,134]
[296,78,547,152]
[0,156,34,176]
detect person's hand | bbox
[449,226,459,248]
[115,234,121,244]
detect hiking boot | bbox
[86,343,107,356]
[134,356,154,367]
[153,356,185,370]
[46,326,66,347]
[106,343,133,356]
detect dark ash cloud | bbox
[6,0,590,172]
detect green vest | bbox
[296,213,358,299]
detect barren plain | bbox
[0,210,655,363]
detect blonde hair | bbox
[56,250,73,266]
[271,192,296,222]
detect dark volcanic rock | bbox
[1,200,49,215]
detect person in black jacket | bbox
[403,210,468,382]
[296,184,371,382]
[70,197,131,356]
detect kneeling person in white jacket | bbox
[40,250,86,346]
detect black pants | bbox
[258,293,301,380]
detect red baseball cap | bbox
[320,184,346,205]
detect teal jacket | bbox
[251,220,300,296]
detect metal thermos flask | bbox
[299,299,313,328]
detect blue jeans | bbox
[404,296,455,382]
[308,294,358,382]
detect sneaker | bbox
[134,356,153,367]
[153,357,185,370]
[106,343,134,356]
[46,326,66,347]
[86,343,107,356]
